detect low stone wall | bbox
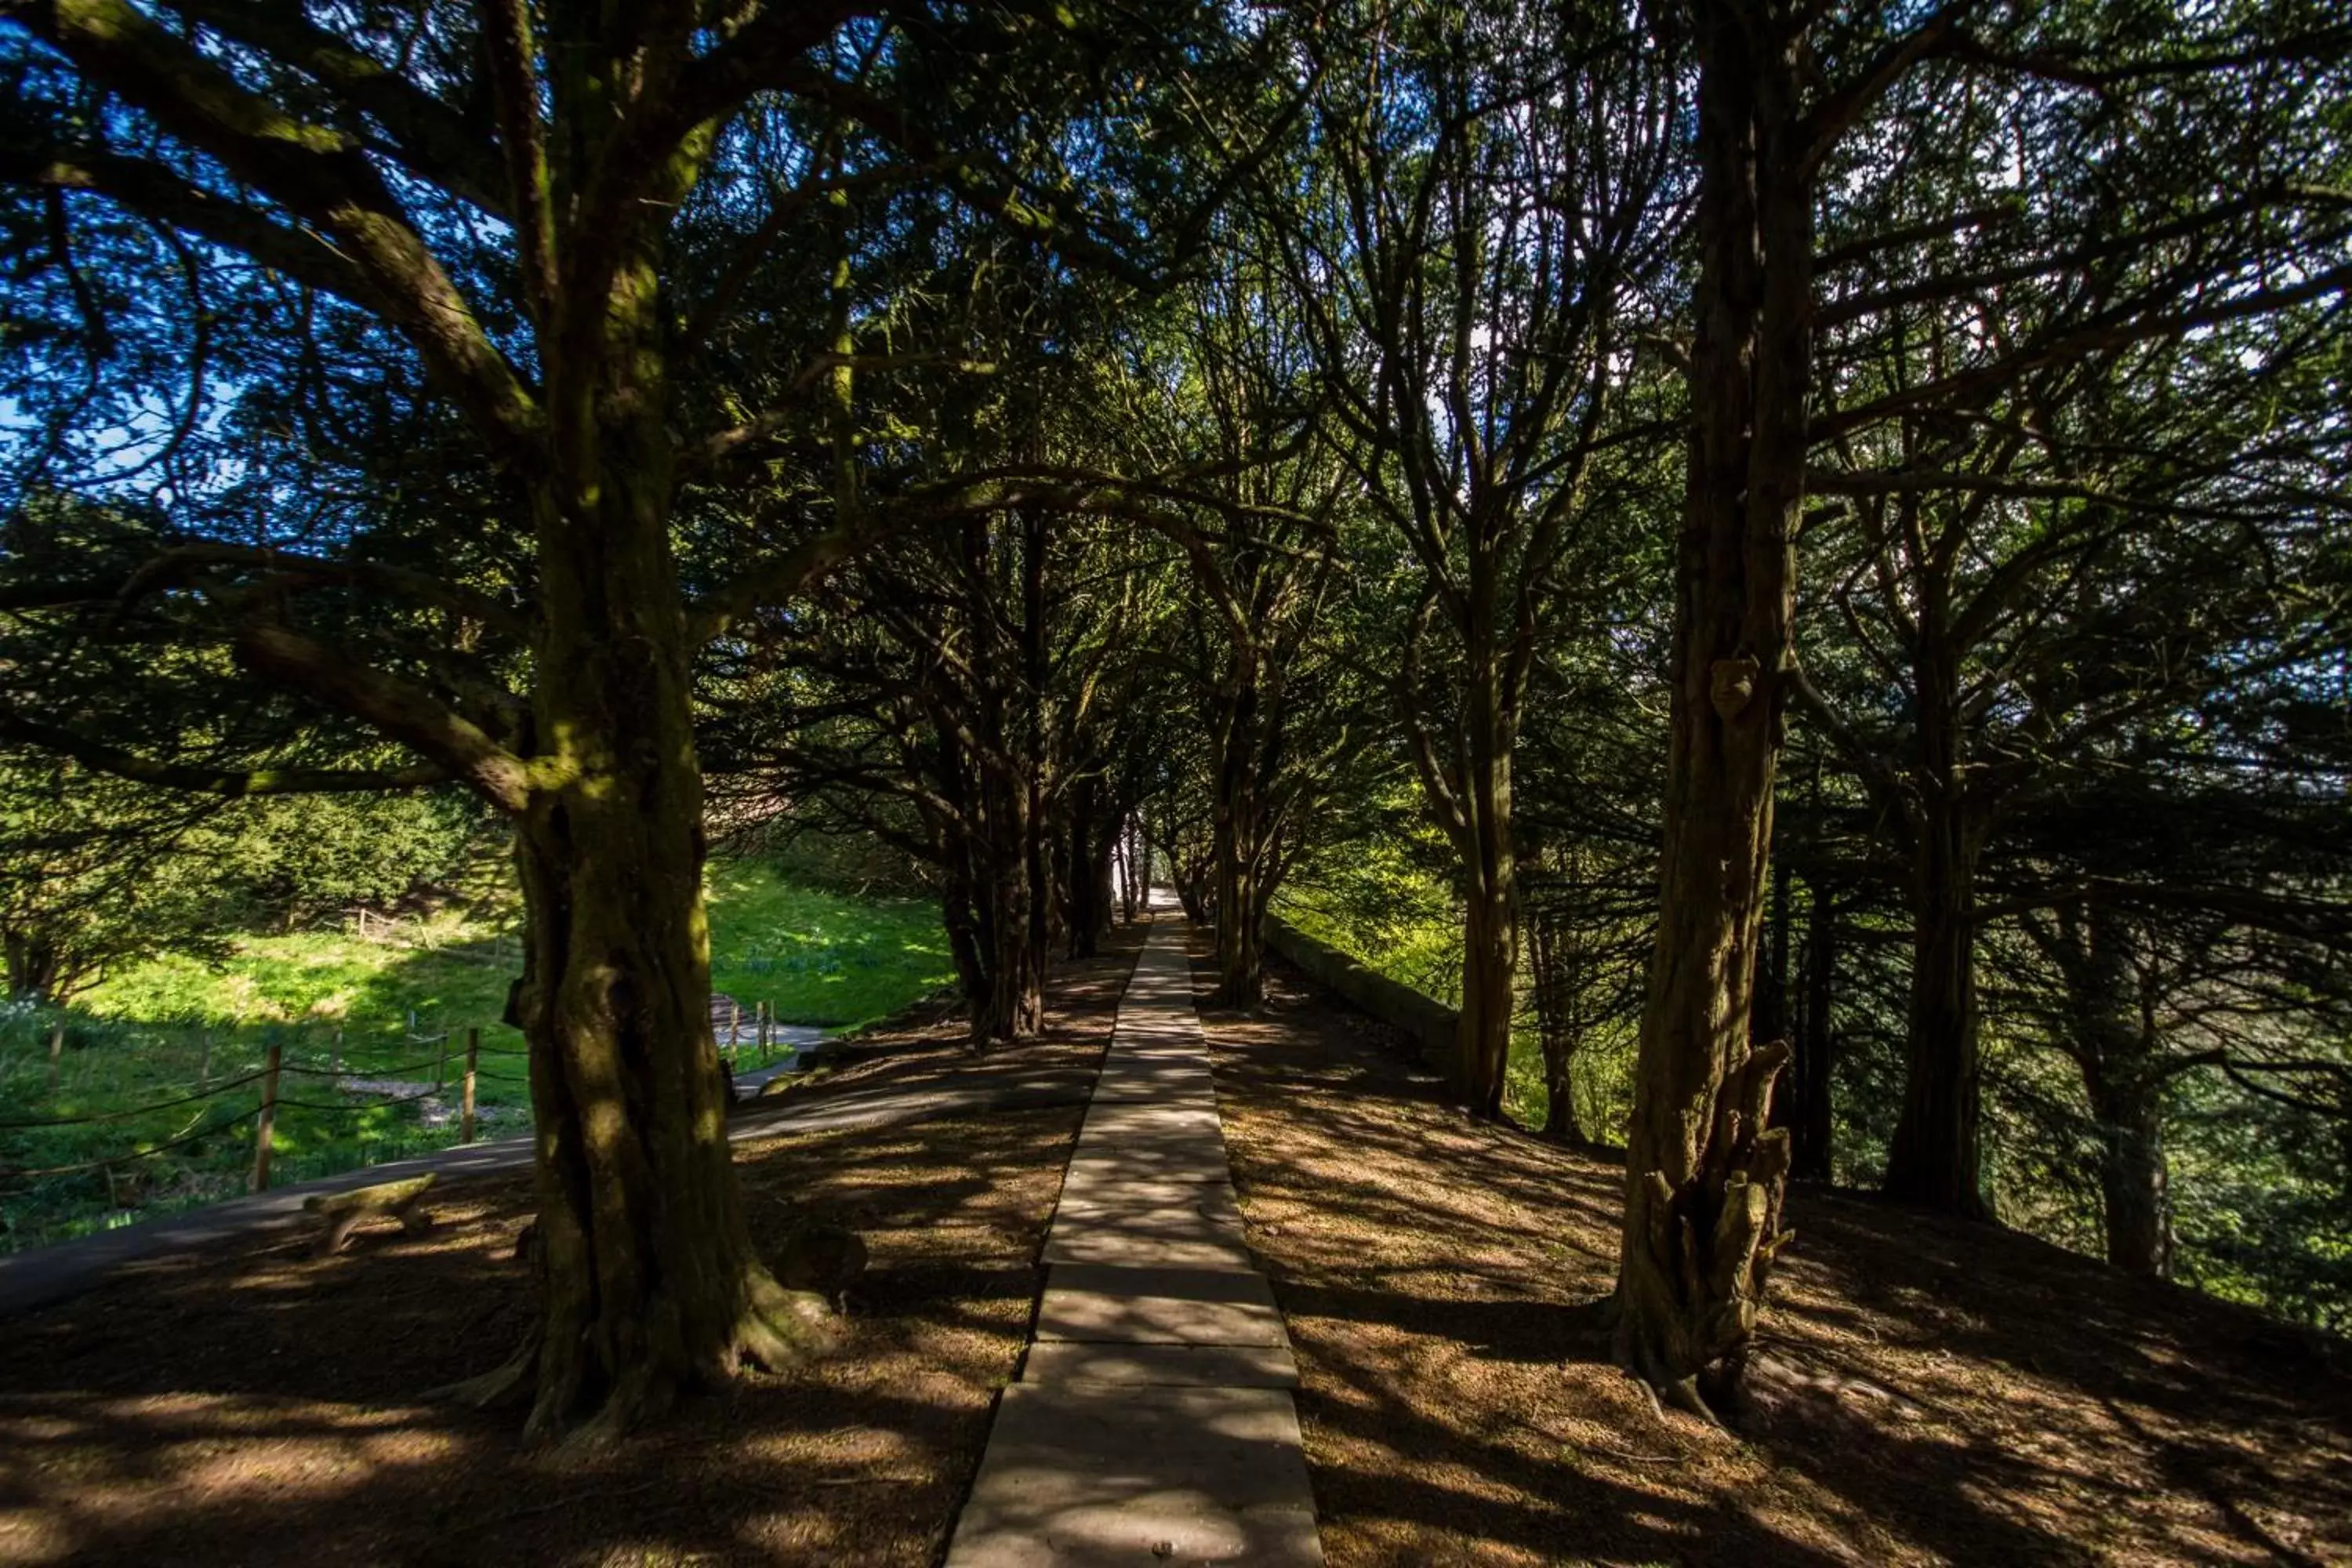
[1264,916,1457,1073]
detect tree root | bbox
[732,1271,842,1370]
[1661,1374,1727,1431]
[426,1250,844,1442]
[1620,1363,1735,1436]
[424,1325,542,1411]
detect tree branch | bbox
[0,706,448,794]
[232,622,539,811]
[7,0,543,460]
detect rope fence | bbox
[3,997,802,1194]
[7,1109,260,1180]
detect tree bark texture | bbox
[1446,651,1519,1119]
[1613,0,1805,1415]
[1528,901,1587,1144]
[481,237,829,1438]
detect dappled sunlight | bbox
[0,927,1151,1566]
[1185,926,2352,1567]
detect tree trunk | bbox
[1168,831,1212,921]
[1019,510,1054,1000]
[1065,779,1097,959]
[1453,660,1518,1119]
[2092,1073,2172,1276]
[1087,823,1116,947]
[5,930,61,1004]
[1754,857,1790,1049]
[1457,874,1517,1119]
[1116,818,1142,922]
[1883,768,1990,1216]
[2060,902,2172,1276]
[474,281,830,1435]
[1790,879,1835,1181]
[1213,772,1264,1007]
[1612,0,1805,1417]
[1528,904,1586,1145]
[976,787,1043,1044]
[1212,653,1286,1007]
[940,840,989,1022]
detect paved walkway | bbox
[946,918,1324,1566]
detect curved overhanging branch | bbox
[232,622,546,812]
[108,544,530,635]
[0,706,448,795]
[5,0,546,466]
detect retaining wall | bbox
[1262,916,1458,1073]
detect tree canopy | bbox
[2,0,2346,1430]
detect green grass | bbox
[1276,851,1621,1133]
[74,859,952,1039]
[0,862,954,1254]
[702,861,955,1029]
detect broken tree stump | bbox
[303,1174,439,1257]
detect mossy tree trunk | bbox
[464,107,829,1440]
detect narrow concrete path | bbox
[947,918,1324,1566]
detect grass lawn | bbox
[702,859,955,1029]
[0,862,954,1253]
[78,858,952,1039]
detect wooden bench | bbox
[303,1174,438,1257]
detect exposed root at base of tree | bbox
[731,1272,843,1370]
[426,1255,841,1443]
[425,1325,543,1412]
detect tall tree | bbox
[1791,1,2352,1217]
[0,0,1253,1436]
[1614,0,2352,1410]
[1277,0,1681,1114]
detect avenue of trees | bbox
[2,0,2345,1432]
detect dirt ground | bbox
[1187,928,2352,1568]
[0,925,1141,1568]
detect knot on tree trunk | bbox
[1708,656,1761,721]
[1618,1037,1795,1421]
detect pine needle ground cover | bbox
[1188,929,2352,1566]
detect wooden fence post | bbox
[436,1029,450,1088]
[47,1014,64,1093]
[198,1029,213,1091]
[758,1001,771,1065]
[251,1038,281,1193]
[462,1027,479,1144]
[331,1025,343,1076]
